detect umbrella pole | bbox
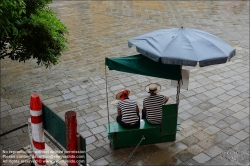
[176,66,182,105]
[105,64,110,134]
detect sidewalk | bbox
[1,1,249,165]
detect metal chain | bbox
[122,135,145,166]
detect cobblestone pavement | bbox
[1,1,249,165]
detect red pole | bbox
[65,111,77,166]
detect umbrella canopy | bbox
[128,27,236,67]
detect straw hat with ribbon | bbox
[116,90,130,100]
[145,83,161,93]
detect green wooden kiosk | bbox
[105,54,182,149]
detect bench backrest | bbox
[42,104,86,166]
[161,103,178,135]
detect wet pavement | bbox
[1,1,249,165]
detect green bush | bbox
[0,0,68,68]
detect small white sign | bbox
[171,69,190,90]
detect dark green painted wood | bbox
[42,104,67,148]
[161,104,178,135]
[107,104,179,149]
[42,104,86,165]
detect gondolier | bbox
[116,90,140,128]
[142,83,169,124]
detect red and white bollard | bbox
[30,94,46,166]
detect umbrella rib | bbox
[129,29,175,50]
[161,32,181,57]
[183,30,199,62]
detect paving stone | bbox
[225,136,241,145]
[90,125,106,135]
[75,89,88,95]
[194,93,210,101]
[208,155,228,166]
[187,106,203,115]
[181,158,199,166]
[214,120,230,129]
[197,137,215,149]
[181,136,199,147]
[86,144,96,153]
[240,117,250,126]
[217,101,234,109]
[143,150,169,165]
[193,153,211,164]
[239,100,249,107]
[86,121,98,128]
[198,102,214,110]
[110,84,124,91]
[1,137,20,149]
[219,109,235,116]
[85,136,96,145]
[208,98,223,105]
[178,112,192,120]
[83,112,101,122]
[89,157,109,166]
[217,93,233,101]
[202,110,213,117]
[62,92,76,100]
[230,122,247,131]
[179,126,198,137]
[1,2,249,165]
[232,141,249,154]
[130,160,147,166]
[193,87,207,94]
[95,117,113,126]
[228,96,244,104]
[217,141,234,151]
[208,107,222,114]
[173,149,194,162]
[203,117,219,125]
[223,117,239,125]
[214,132,230,144]
[229,104,245,112]
[189,100,203,107]
[226,89,241,97]
[195,121,210,130]
[203,91,218,98]
[204,146,223,158]
[88,147,109,160]
[193,131,210,141]
[93,139,107,148]
[180,119,195,129]
[80,130,93,138]
[232,111,248,120]
[204,126,220,135]
[222,127,238,136]
[190,113,208,122]
[233,130,249,141]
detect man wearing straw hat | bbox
[116,89,140,128]
[142,83,169,124]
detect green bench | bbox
[107,103,180,149]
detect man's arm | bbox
[136,106,139,114]
[117,109,121,116]
[164,96,169,103]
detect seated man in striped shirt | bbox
[142,83,169,124]
[116,90,140,128]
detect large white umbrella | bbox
[128,27,236,67]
